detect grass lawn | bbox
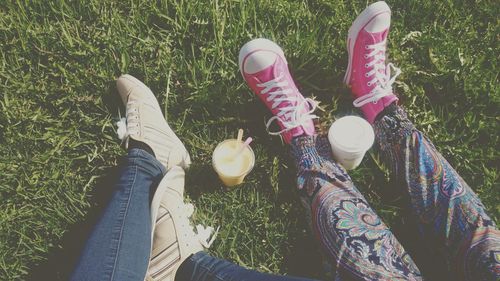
[0,0,498,280]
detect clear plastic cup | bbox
[328,116,374,170]
[212,139,255,187]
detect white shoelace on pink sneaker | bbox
[353,40,401,107]
[256,74,318,135]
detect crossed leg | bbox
[289,105,499,281]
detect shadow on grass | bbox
[185,161,225,200]
[27,165,121,281]
[365,161,451,281]
[284,233,325,279]
[27,82,124,280]
[377,184,450,280]
[279,195,325,278]
[266,153,326,280]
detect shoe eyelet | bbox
[367,82,371,86]
[365,73,369,77]
[364,55,368,59]
[365,45,369,49]
[364,64,368,68]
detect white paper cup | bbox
[328,116,374,170]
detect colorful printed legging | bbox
[291,105,499,281]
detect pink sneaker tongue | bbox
[356,29,390,87]
[354,28,398,123]
[242,50,315,143]
[248,64,277,85]
[368,29,388,41]
[247,56,285,83]
[245,59,296,118]
[363,29,388,58]
[250,64,312,141]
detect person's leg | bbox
[71,148,165,281]
[143,159,320,281]
[72,73,193,281]
[175,251,318,281]
[239,36,422,280]
[340,0,499,278]
[109,75,314,281]
[290,135,422,280]
[374,104,500,280]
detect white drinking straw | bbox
[231,137,253,159]
[236,129,243,144]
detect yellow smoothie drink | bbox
[212,139,255,187]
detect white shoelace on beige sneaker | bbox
[116,101,141,145]
[353,40,401,107]
[148,200,218,281]
[176,202,219,248]
[116,117,128,141]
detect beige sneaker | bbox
[116,74,191,170]
[146,166,217,281]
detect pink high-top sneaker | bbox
[239,38,317,143]
[344,1,401,124]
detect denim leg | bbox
[175,251,318,281]
[71,149,166,281]
[291,136,422,281]
[374,104,500,281]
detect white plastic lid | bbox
[328,116,375,152]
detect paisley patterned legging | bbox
[291,105,499,281]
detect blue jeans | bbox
[71,149,165,281]
[71,149,315,281]
[177,251,315,281]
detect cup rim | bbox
[212,139,255,178]
[328,115,374,152]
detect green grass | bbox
[0,0,498,280]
